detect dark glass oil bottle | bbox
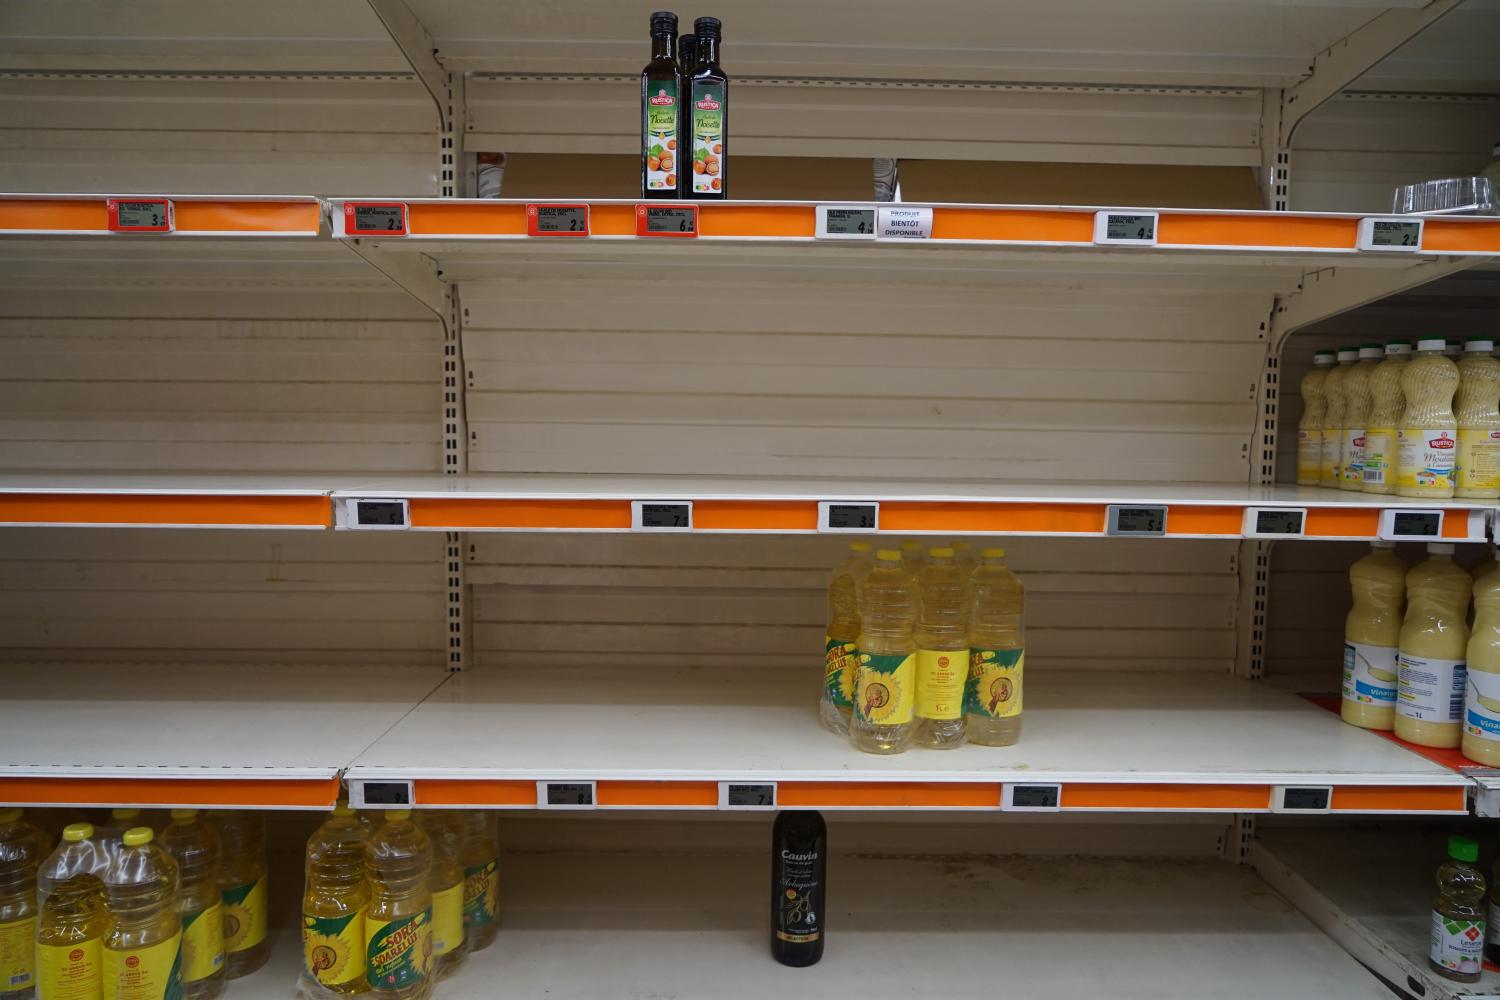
[770,810,825,967]
[640,11,681,199]
[686,16,727,199]
[676,33,697,200]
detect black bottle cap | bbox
[694,16,721,39]
[650,11,679,35]
[679,33,697,60]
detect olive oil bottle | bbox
[640,11,681,199]
[686,17,727,199]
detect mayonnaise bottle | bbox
[1456,337,1500,500]
[1297,349,1336,486]
[1463,563,1500,765]
[1363,340,1412,494]
[1342,541,1405,731]
[1321,347,1358,487]
[1397,338,1460,499]
[1341,344,1382,491]
[1396,543,1472,748]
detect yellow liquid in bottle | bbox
[1464,567,1500,765]
[1395,546,1471,748]
[364,812,432,1000]
[1455,341,1500,500]
[103,829,182,1000]
[1397,341,1460,499]
[913,548,968,750]
[0,809,42,1000]
[36,823,108,1000]
[1341,543,1405,731]
[455,813,498,954]
[1340,346,1381,491]
[414,814,463,979]
[1363,343,1410,494]
[1320,350,1354,487]
[820,543,869,736]
[1297,352,1333,486]
[302,805,371,997]
[208,813,268,980]
[966,549,1025,746]
[849,551,917,754]
[157,812,224,1000]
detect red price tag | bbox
[343,202,408,236]
[635,204,698,238]
[527,203,590,237]
[107,198,173,233]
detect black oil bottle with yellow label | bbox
[770,810,825,967]
[641,11,681,199]
[686,16,728,199]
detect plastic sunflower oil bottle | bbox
[414,814,463,978]
[364,811,432,1000]
[820,542,870,736]
[0,808,43,1000]
[1320,347,1357,487]
[209,813,268,979]
[36,823,108,1000]
[1430,835,1486,983]
[1341,541,1405,731]
[302,803,370,998]
[849,550,917,755]
[1297,349,1336,485]
[103,828,182,1000]
[1395,543,1472,748]
[1456,337,1500,500]
[456,814,498,953]
[1397,338,1461,499]
[1464,562,1500,765]
[156,812,223,1000]
[913,547,968,749]
[966,548,1025,746]
[1363,340,1412,494]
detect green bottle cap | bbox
[1449,835,1479,862]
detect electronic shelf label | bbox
[107,198,174,233]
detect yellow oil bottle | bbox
[820,541,869,736]
[302,803,370,997]
[913,547,968,749]
[849,549,918,754]
[0,808,43,1000]
[414,814,463,978]
[364,811,431,1000]
[102,829,182,1000]
[36,823,108,1000]
[157,812,223,1000]
[208,813,268,980]
[456,814,498,953]
[966,547,1025,746]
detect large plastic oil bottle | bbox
[849,549,917,755]
[456,814,498,953]
[1464,564,1500,765]
[1397,337,1461,499]
[1297,349,1336,485]
[208,813,268,980]
[1320,347,1357,486]
[302,803,370,997]
[913,547,968,750]
[103,828,182,1000]
[966,547,1025,746]
[36,823,108,1000]
[820,542,870,736]
[1395,543,1473,748]
[156,812,223,1000]
[0,808,43,1000]
[1341,541,1405,731]
[364,811,432,1000]
[1430,835,1486,983]
[414,814,464,978]
[1340,344,1383,491]
[1456,336,1500,500]
[1363,341,1412,494]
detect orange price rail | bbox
[0,194,322,237]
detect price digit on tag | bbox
[1378,509,1444,540]
[107,198,174,233]
[542,782,596,808]
[816,205,877,240]
[636,204,698,237]
[528,204,590,237]
[632,501,693,531]
[343,202,409,237]
[1357,217,1423,253]
[1092,211,1159,246]
[1106,505,1168,536]
[1245,508,1306,538]
[818,501,879,532]
[721,783,777,808]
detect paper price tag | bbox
[818,501,879,532]
[1357,217,1423,252]
[1244,508,1306,538]
[632,501,692,531]
[1092,211,1158,246]
[877,206,933,240]
[816,205,876,239]
[1377,509,1444,540]
[1105,505,1167,536]
[107,198,174,233]
[527,203,590,237]
[343,202,408,236]
[636,204,698,237]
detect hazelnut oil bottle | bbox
[640,11,682,199]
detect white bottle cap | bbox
[1428,542,1456,555]
[1385,340,1412,356]
[1358,344,1383,359]
[1313,350,1336,365]
[1417,337,1447,352]
[1466,338,1495,353]
[1337,347,1359,362]
[1371,540,1396,550]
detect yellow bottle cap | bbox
[981,547,1006,559]
[170,808,198,821]
[332,802,355,817]
[848,541,871,552]
[110,808,140,821]
[63,823,94,842]
[122,827,154,847]
[929,547,954,558]
[900,541,922,552]
[875,550,902,562]
[385,808,412,821]
[0,808,21,824]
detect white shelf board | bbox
[348,667,1464,787]
[434,846,1390,999]
[1254,826,1500,999]
[0,473,370,496]
[0,661,448,781]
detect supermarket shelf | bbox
[331,475,1494,541]
[1252,825,1500,999]
[430,846,1392,999]
[345,667,1469,814]
[0,662,448,809]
